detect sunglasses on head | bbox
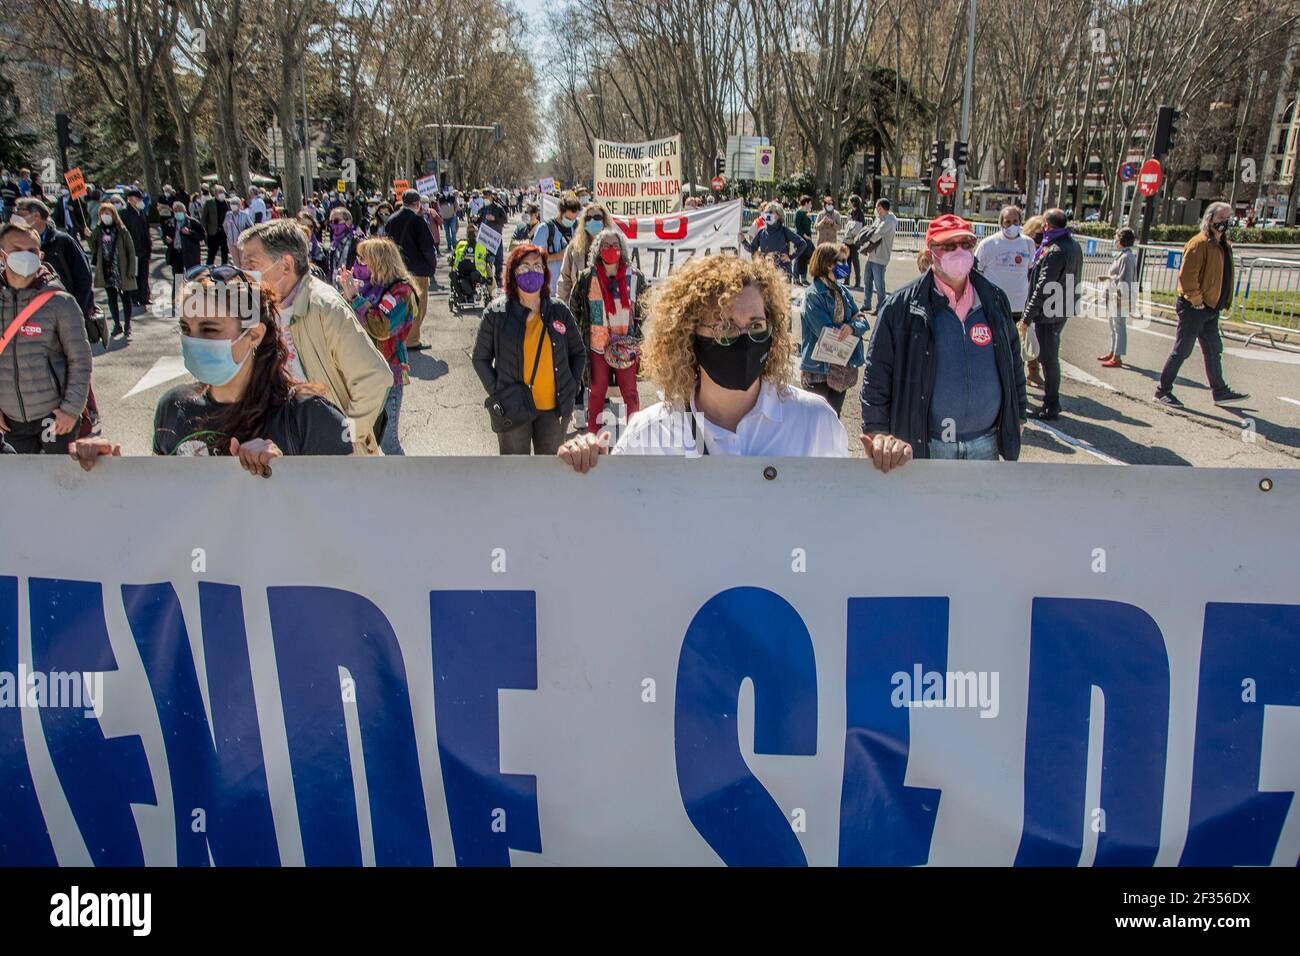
[185,264,257,283]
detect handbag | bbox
[485,314,549,433]
[1022,322,1041,362]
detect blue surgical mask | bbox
[585,219,604,237]
[832,262,851,282]
[181,331,252,386]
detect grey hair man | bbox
[237,220,391,453]
[1155,201,1248,407]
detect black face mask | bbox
[694,335,769,391]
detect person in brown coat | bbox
[1155,201,1248,407]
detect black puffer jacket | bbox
[472,294,586,416]
[859,269,1028,460]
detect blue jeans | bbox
[863,261,887,311]
[381,384,404,456]
[927,427,998,461]
[491,244,504,284]
[444,217,458,252]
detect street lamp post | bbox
[955,0,976,216]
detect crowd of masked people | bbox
[1,168,1249,472]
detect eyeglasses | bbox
[697,319,771,346]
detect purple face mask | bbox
[330,221,349,239]
[352,263,371,284]
[515,270,545,294]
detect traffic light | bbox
[865,154,878,176]
[493,122,503,144]
[931,140,947,168]
[1153,105,1180,156]
[715,156,725,176]
[953,140,969,167]
[55,113,71,172]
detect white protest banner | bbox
[476,222,502,256]
[415,173,439,196]
[542,196,743,280]
[593,134,682,216]
[1,457,1296,867]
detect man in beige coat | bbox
[237,220,392,454]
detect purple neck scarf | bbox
[1033,225,1071,263]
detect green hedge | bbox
[1068,221,1300,244]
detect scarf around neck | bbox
[594,261,630,317]
[1034,225,1071,263]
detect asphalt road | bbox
[87,220,1300,471]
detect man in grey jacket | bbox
[861,198,897,313]
[0,222,92,453]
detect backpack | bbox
[543,217,569,255]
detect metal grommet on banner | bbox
[1259,477,1273,493]
[763,466,778,481]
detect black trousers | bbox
[4,415,76,454]
[133,255,151,308]
[804,380,847,416]
[846,245,862,287]
[496,409,568,455]
[205,231,229,265]
[1035,321,1064,409]
[106,288,129,332]
[1159,299,1227,395]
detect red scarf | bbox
[594,261,631,318]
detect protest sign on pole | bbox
[1,457,1296,867]
[543,196,742,280]
[415,174,439,197]
[593,134,682,216]
[539,176,555,193]
[476,222,503,256]
[755,145,776,182]
[393,179,410,195]
[63,168,86,200]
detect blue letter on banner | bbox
[29,577,156,866]
[430,590,541,866]
[675,586,817,866]
[123,582,279,865]
[268,587,433,866]
[839,597,947,866]
[0,576,56,864]
[1016,598,1168,866]
[1182,602,1300,865]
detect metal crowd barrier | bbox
[1234,257,1300,345]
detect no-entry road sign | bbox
[1138,159,1163,197]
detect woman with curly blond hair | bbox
[557,253,848,471]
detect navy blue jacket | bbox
[860,269,1028,460]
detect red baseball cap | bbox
[926,214,976,245]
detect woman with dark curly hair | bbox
[557,253,848,471]
[68,264,353,476]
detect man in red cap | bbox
[859,213,1027,471]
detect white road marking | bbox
[1225,346,1300,365]
[1279,396,1300,407]
[1026,419,1126,465]
[1060,360,1117,391]
[123,355,189,398]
